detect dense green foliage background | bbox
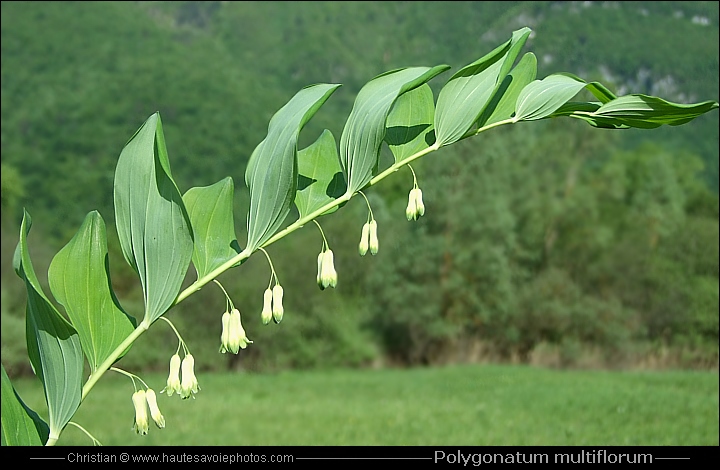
[1,1,718,376]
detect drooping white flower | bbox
[415,188,425,217]
[261,288,273,325]
[368,219,379,255]
[272,284,284,324]
[406,188,426,221]
[145,388,165,429]
[320,249,338,289]
[317,251,325,289]
[358,222,370,256]
[180,354,200,399]
[221,308,252,353]
[219,310,232,353]
[132,389,149,435]
[406,188,419,221]
[161,353,182,397]
[228,308,252,352]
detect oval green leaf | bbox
[48,211,137,372]
[434,27,531,146]
[385,83,436,163]
[13,210,83,441]
[183,177,241,278]
[340,65,450,193]
[295,129,346,219]
[514,73,589,122]
[245,83,341,252]
[588,94,719,129]
[1,363,50,446]
[113,112,194,324]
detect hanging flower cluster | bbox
[262,284,284,324]
[214,281,252,353]
[220,308,252,354]
[357,192,379,257]
[108,366,166,437]
[312,220,338,290]
[257,248,285,324]
[162,352,200,400]
[406,187,425,221]
[317,248,338,290]
[261,282,285,324]
[358,219,379,256]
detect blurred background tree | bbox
[1,1,717,376]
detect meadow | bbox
[11,364,719,446]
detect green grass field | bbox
[11,364,719,446]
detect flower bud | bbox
[415,188,425,217]
[180,354,200,399]
[226,311,239,353]
[145,388,165,429]
[132,389,149,435]
[272,284,284,324]
[261,288,273,325]
[368,219,379,255]
[161,353,182,397]
[321,249,338,289]
[406,188,418,221]
[317,251,325,290]
[358,222,370,256]
[219,310,231,353]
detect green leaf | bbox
[245,83,341,252]
[547,90,718,129]
[1,363,50,446]
[13,210,83,441]
[340,65,450,193]
[513,72,630,124]
[551,101,630,129]
[113,112,194,324]
[434,27,531,146]
[477,52,537,128]
[295,129,346,219]
[183,177,241,278]
[587,94,719,129]
[47,211,137,373]
[385,84,436,163]
[514,73,589,121]
[552,72,617,104]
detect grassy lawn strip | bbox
[12,364,718,446]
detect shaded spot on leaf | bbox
[326,172,347,199]
[477,74,513,127]
[386,124,430,146]
[297,174,316,191]
[425,129,436,147]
